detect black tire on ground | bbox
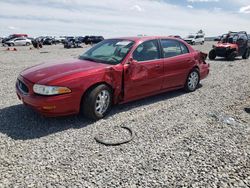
[227,52,237,61]
[209,49,216,60]
[9,43,14,47]
[82,84,112,120]
[184,69,200,92]
[242,48,250,59]
[26,42,31,46]
[201,41,204,45]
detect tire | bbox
[209,49,216,60]
[26,42,31,46]
[227,52,237,61]
[82,84,112,120]
[242,48,250,59]
[184,69,200,92]
[9,43,14,47]
[201,41,204,45]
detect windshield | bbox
[221,33,238,44]
[79,39,134,65]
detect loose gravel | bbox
[0,42,249,187]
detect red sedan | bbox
[16,36,209,120]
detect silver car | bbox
[5,37,32,46]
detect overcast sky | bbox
[0,0,250,37]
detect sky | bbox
[0,0,250,38]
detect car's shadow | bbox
[210,57,242,62]
[0,86,200,140]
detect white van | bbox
[184,34,205,45]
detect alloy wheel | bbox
[188,71,199,91]
[95,90,110,116]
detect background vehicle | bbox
[169,35,182,39]
[209,31,250,61]
[16,36,209,120]
[54,36,66,44]
[5,37,32,46]
[184,34,205,45]
[43,37,55,45]
[85,36,104,45]
[2,34,28,44]
[64,37,82,48]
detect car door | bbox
[123,39,164,101]
[13,38,21,45]
[160,39,193,89]
[237,34,248,56]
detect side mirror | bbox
[127,57,137,65]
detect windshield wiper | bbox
[79,56,106,64]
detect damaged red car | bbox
[16,36,209,120]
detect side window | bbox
[238,34,247,41]
[160,39,189,58]
[133,40,160,62]
[180,42,189,54]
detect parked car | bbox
[54,36,66,44]
[184,34,205,45]
[64,37,82,48]
[16,36,209,120]
[43,37,55,45]
[5,37,32,46]
[169,35,182,39]
[85,36,104,45]
[76,36,89,44]
[2,34,28,44]
[209,31,250,61]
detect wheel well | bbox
[79,82,113,111]
[193,66,199,72]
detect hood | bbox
[215,42,238,49]
[21,59,111,84]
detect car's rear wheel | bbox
[184,69,200,92]
[82,84,112,120]
[26,42,31,46]
[209,49,216,60]
[9,43,14,46]
[242,48,250,59]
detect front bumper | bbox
[16,76,81,117]
[215,48,235,57]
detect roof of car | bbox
[109,36,181,42]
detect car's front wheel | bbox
[209,49,216,60]
[184,69,200,92]
[227,51,237,61]
[82,84,112,120]
[26,42,31,46]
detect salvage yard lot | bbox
[0,42,249,187]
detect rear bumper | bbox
[16,77,81,117]
[200,63,209,80]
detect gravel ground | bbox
[0,42,249,187]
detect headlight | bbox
[33,84,71,96]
